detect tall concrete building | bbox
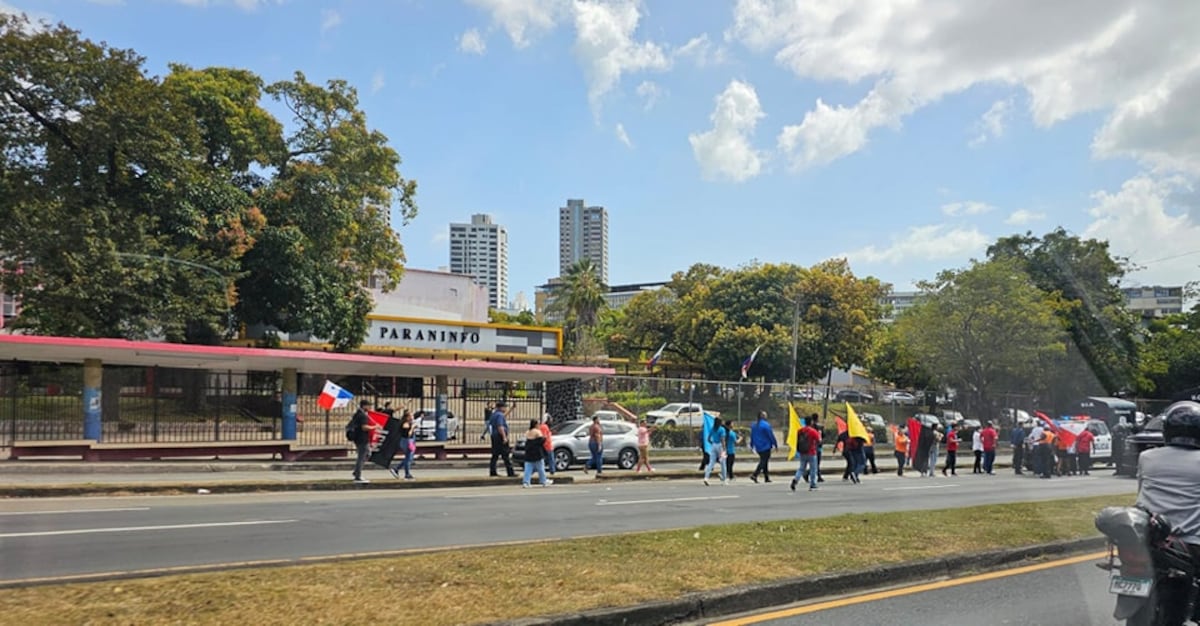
[449,214,508,309]
[559,199,609,285]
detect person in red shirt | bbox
[791,417,823,492]
[942,423,960,476]
[980,421,998,474]
[1075,427,1096,475]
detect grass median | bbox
[0,494,1129,625]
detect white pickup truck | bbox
[644,403,719,427]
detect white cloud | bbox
[320,9,341,34]
[636,80,662,110]
[688,79,766,182]
[431,229,449,246]
[970,98,1014,147]
[465,0,569,49]
[572,0,670,115]
[1005,209,1046,225]
[1084,174,1200,287]
[940,201,994,217]
[458,27,487,55]
[726,0,1200,175]
[370,70,385,95]
[843,224,990,265]
[673,33,727,67]
[615,122,633,148]
[175,0,282,10]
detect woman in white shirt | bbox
[972,429,984,474]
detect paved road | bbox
[0,471,1133,584]
[706,554,1124,625]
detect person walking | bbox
[724,421,741,481]
[980,421,998,475]
[583,415,604,475]
[487,401,515,477]
[791,417,823,491]
[942,422,959,476]
[863,428,879,474]
[972,427,984,474]
[350,399,379,484]
[538,413,555,476]
[634,418,656,473]
[703,418,728,486]
[1076,425,1095,475]
[388,409,416,480]
[894,428,909,476]
[925,424,942,479]
[521,419,552,488]
[749,411,778,483]
[1010,421,1026,475]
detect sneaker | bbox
[543,479,553,487]
[354,478,370,484]
[809,486,817,491]
[522,483,530,489]
[648,467,655,473]
[721,480,727,486]
[750,474,758,484]
[388,467,400,479]
[703,478,709,486]
[404,475,415,480]
[790,479,797,492]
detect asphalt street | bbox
[0,469,1134,584]
[706,555,1125,625]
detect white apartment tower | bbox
[559,199,608,285]
[449,213,508,309]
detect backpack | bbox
[344,416,358,442]
[797,428,811,453]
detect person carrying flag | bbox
[350,399,379,484]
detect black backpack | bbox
[797,428,811,452]
[344,415,358,442]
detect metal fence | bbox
[0,363,546,449]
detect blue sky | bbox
[6,0,1199,305]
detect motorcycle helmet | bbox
[1162,401,1200,449]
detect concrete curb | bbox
[493,536,1108,626]
[0,476,574,498]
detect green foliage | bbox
[867,323,937,390]
[550,260,607,360]
[896,258,1067,415]
[649,425,699,449]
[1137,306,1200,397]
[988,228,1139,401]
[0,17,415,350]
[489,309,538,326]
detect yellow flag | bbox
[845,402,870,440]
[786,403,802,461]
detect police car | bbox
[1055,417,1113,465]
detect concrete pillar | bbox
[435,375,449,441]
[281,368,298,440]
[83,358,102,441]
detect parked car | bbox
[590,410,625,422]
[644,403,717,427]
[513,419,640,471]
[881,391,917,405]
[412,408,459,440]
[834,390,874,404]
[914,413,941,428]
[790,388,826,401]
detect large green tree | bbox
[1137,306,1200,398]
[896,258,1068,417]
[0,16,415,350]
[548,259,608,360]
[987,229,1140,402]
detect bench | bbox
[9,440,349,462]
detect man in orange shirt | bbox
[894,429,909,476]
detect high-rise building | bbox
[1122,285,1185,319]
[449,214,508,309]
[559,199,608,285]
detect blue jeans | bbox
[588,440,603,473]
[523,459,547,485]
[983,450,996,474]
[852,448,867,475]
[543,447,556,474]
[391,438,414,478]
[794,454,819,488]
[927,447,939,476]
[704,448,727,482]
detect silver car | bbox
[515,419,641,471]
[412,408,460,441]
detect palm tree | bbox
[550,259,607,356]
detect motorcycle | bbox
[1095,506,1200,625]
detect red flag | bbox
[834,416,848,452]
[1035,411,1077,447]
[367,409,389,447]
[906,417,923,461]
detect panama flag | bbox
[646,342,667,371]
[740,345,762,380]
[317,380,354,410]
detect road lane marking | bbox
[709,550,1107,625]
[882,484,959,491]
[0,519,296,538]
[596,495,740,506]
[0,507,151,516]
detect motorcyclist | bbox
[1134,401,1200,556]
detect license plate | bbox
[1109,574,1153,597]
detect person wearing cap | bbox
[350,399,379,484]
[487,400,515,477]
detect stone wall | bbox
[546,379,583,424]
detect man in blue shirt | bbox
[487,401,515,477]
[749,411,778,483]
[1010,421,1026,475]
